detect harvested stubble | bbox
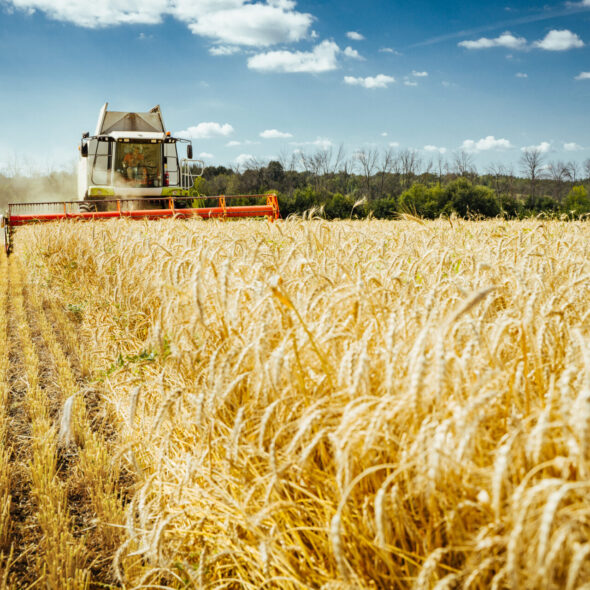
[8,257,90,587]
[11,216,590,588]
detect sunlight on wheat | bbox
[14,216,590,588]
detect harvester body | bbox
[2,104,280,254]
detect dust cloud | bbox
[0,170,77,213]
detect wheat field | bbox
[1,216,589,588]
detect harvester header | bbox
[2,103,281,254]
[2,194,280,255]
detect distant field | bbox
[1,217,589,588]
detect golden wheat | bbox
[9,257,91,588]
[3,216,590,588]
[0,251,12,582]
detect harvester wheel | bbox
[175,199,191,209]
[79,200,97,213]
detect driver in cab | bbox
[123,146,145,179]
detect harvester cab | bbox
[78,103,202,209]
[2,103,280,255]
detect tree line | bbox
[1,147,589,219]
[197,147,590,219]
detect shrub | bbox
[324,193,355,219]
[563,185,590,216]
[398,183,443,218]
[440,178,500,218]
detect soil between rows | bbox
[3,267,122,587]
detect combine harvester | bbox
[2,104,280,254]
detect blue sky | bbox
[0,0,588,175]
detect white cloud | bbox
[516,72,528,78]
[260,129,293,139]
[267,0,298,8]
[344,74,395,89]
[460,29,584,52]
[235,153,254,167]
[188,2,312,47]
[248,40,339,73]
[346,31,364,41]
[575,71,590,80]
[533,29,584,51]
[6,0,313,47]
[521,141,551,153]
[404,80,418,86]
[389,141,400,148]
[412,70,428,77]
[199,152,214,159]
[564,142,583,151]
[290,137,333,149]
[343,46,363,60]
[381,132,388,137]
[5,0,169,27]
[226,139,259,147]
[424,145,447,154]
[379,47,401,55]
[209,45,241,56]
[176,122,234,139]
[458,31,526,50]
[462,136,513,152]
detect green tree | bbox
[440,178,500,218]
[498,193,523,218]
[264,161,285,186]
[371,196,398,219]
[324,193,355,219]
[291,187,323,214]
[563,185,590,216]
[398,183,443,218]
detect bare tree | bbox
[277,149,288,172]
[314,149,331,178]
[335,153,357,195]
[399,149,421,189]
[300,148,346,190]
[277,149,298,173]
[487,162,505,194]
[520,148,546,206]
[567,160,581,184]
[505,164,516,200]
[376,148,396,198]
[299,151,311,173]
[452,150,475,178]
[547,160,568,181]
[584,158,590,182]
[299,151,321,190]
[5,153,21,177]
[246,156,265,171]
[355,148,379,198]
[331,144,346,174]
[435,154,446,185]
[546,160,569,202]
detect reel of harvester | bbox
[2,194,280,255]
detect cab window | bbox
[114,142,163,188]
